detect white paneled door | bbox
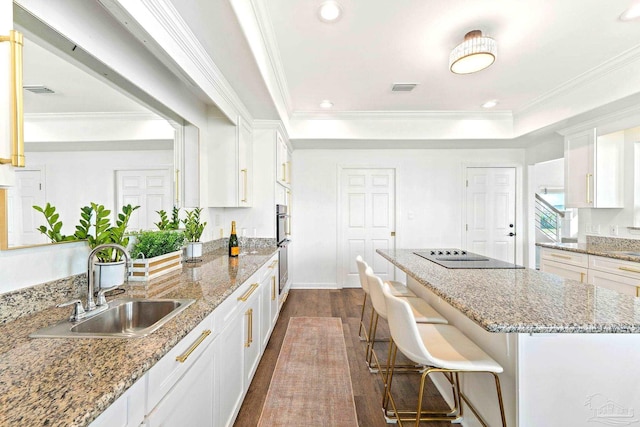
[115,169,172,231]
[465,167,516,263]
[339,168,395,288]
[7,168,47,246]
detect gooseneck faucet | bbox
[58,243,131,321]
[86,243,131,311]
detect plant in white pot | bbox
[183,208,207,259]
[74,202,139,290]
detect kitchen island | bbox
[378,249,640,427]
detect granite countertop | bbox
[536,241,640,262]
[0,247,278,427]
[377,249,640,334]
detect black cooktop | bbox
[414,249,525,269]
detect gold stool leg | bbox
[358,293,368,341]
[493,373,507,427]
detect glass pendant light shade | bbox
[449,30,497,74]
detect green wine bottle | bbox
[229,221,239,257]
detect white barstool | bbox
[364,268,447,374]
[382,283,507,427]
[355,255,416,343]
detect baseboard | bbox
[290,283,341,290]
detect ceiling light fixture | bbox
[620,4,640,21]
[482,99,498,109]
[449,30,497,74]
[318,1,342,23]
[320,100,333,109]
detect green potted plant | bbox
[74,202,140,289]
[155,206,181,230]
[32,203,76,243]
[183,207,207,259]
[128,229,185,281]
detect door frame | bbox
[336,165,397,289]
[462,163,524,266]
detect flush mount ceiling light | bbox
[318,1,342,23]
[320,99,333,109]
[449,30,497,74]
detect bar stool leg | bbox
[358,293,368,341]
[366,310,379,370]
[493,373,507,427]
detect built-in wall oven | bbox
[276,205,290,293]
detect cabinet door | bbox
[276,133,290,187]
[238,118,252,207]
[260,264,278,351]
[244,290,261,385]
[270,269,280,329]
[146,339,215,427]
[588,269,640,297]
[216,311,245,427]
[90,377,146,427]
[540,259,588,283]
[565,129,595,208]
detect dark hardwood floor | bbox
[234,289,451,427]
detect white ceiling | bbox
[262,0,640,114]
[164,0,640,145]
[22,38,150,115]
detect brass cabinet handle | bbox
[619,266,640,274]
[175,330,212,363]
[551,254,572,260]
[586,173,592,204]
[636,286,639,297]
[271,276,276,301]
[241,169,248,203]
[282,163,286,182]
[238,283,259,302]
[286,161,291,184]
[245,308,253,348]
[580,272,585,283]
[268,260,278,269]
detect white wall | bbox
[291,148,525,288]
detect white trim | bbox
[290,283,341,290]
[516,44,640,116]
[291,110,513,121]
[24,112,166,122]
[556,103,640,136]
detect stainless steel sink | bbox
[30,298,195,338]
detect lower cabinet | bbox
[90,254,280,427]
[146,338,215,426]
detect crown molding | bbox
[516,44,640,116]
[252,119,289,140]
[556,102,640,136]
[24,112,166,122]
[291,110,514,121]
[104,0,253,126]
[249,0,293,116]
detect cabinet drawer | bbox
[146,312,215,411]
[540,259,588,283]
[214,271,262,332]
[540,248,589,268]
[587,269,640,297]
[90,376,146,427]
[589,255,640,280]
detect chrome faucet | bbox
[87,243,131,310]
[58,243,131,321]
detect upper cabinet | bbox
[207,116,253,208]
[276,133,291,188]
[565,128,624,208]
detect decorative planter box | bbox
[129,250,183,282]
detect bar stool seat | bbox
[383,283,507,427]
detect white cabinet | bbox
[207,115,253,207]
[588,255,640,296]
[276,132,291,187]
[90,376,146,427]
[146,338,215,427]
[564,128,624,208]
[260,258,279,350]
[243,284,261,385]
[539,248,588,283]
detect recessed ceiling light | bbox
[482,99,498,109]
[318,1,342,23]
[320,100,333,109]
[620,4,640,21]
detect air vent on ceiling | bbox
[23,85,55,94]
[392,83,418,92]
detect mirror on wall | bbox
[2,30,190,249]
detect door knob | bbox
[509,224,514,228]
[508,232,516,237]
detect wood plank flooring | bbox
[234,289,452,427]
